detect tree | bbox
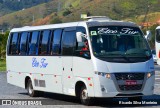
[0,31,9,59]
[62,9,71,16]
[50,17,62,24]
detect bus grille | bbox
[114,73,145,91]
[119,84,142,91]
[115,73,145,80]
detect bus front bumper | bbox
[93,73,155,98]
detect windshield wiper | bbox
[126,52,145,56]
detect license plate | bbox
[125,80,137,85]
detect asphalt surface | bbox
[0,65,160,108]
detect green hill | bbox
[0,0,160,30]
[0,0,51,17]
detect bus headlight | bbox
[95,72,111,79]
[147,71,155,79]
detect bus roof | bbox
[10,19,138,33]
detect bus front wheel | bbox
[27,79,38,97]
[80,86,92,105]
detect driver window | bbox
[75,27,90,59]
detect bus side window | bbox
[39,30,51,55]
[19,32,28,55]
[9,32,20,55]
[61,30,76,56]
[51,29,62,55]
[28,31,39,55]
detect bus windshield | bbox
[89,26,152,63]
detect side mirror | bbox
[145,30,152,41]
[76,32,87,42]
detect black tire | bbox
[80,86,92,106]
[27,79,39,97]
[128,96,142,102]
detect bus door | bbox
[61,28,76,95]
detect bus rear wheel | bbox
[80,86,92,105]
[27,79,38,97]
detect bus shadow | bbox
[19,92,160,107]
[19,92,80,105]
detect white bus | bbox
[6,17,155,105]
[155,26,160,65]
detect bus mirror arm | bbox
[76,32,88,42]
[145,30,152,41]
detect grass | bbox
[0,60,6,72]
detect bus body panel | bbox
[92,57,154,97]
[93,75,154,97]
[92,57,154,73]
[73,57,95,97]
[62,56,75,95]
[156,26,160,65]
[7,56,63,94]
[156,40,160,65]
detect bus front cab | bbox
[76,25,155,101]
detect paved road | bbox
[0,65,160,108]
[154,65,160,86]
[155,64,160,71]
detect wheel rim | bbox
[81,89,88,100]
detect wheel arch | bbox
[25,76,31,89]
[75,81,86,97]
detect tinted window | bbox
[62,30,76,56]
[10,33,19,55]
[156,29,160,42]
[75,27,90,58]
[89,26,151,63]
[76,27,86,34]
[29,31,39,55]
[20,32,28,55]
[51,29,62,55]
[40,30,51,55]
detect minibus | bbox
[6,16,155,105]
